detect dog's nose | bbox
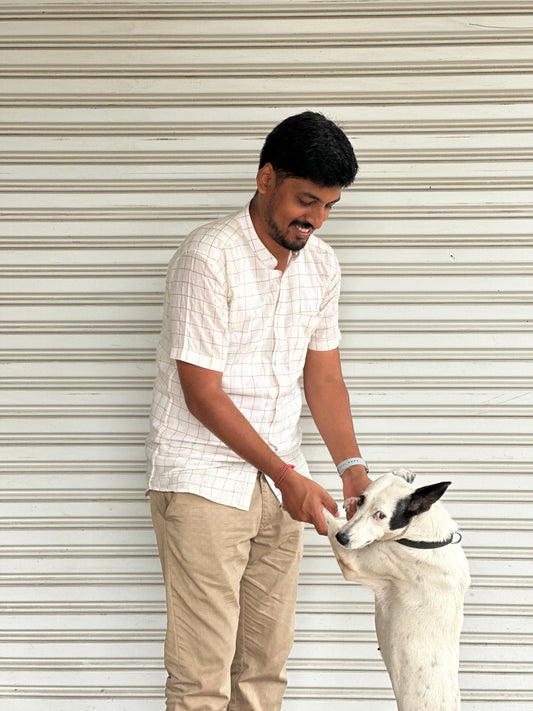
[336,530,350,547]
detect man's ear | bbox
[406,482,451,516]
[256,162,276,195]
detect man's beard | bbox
[265,209,313,253]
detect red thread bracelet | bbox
[274,463,295,488]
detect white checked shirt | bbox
[146,204,341,510]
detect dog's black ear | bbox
[390,482,451,530]
[407,482,451,516]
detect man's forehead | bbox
[288,177,342,202]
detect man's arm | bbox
[303,348,372,506]
[176,360,339,534]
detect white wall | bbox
[1,1,532,708]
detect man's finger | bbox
[323,492,339,518]
[344,497,357,520]
[313,510,329,536]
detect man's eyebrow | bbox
[301,191,341,206]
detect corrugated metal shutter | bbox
[1,2,531,709]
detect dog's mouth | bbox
[335,529,374,550]
[336,534,374,550]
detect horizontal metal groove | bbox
[1,233,531,248]
[306,432,532,445]
[0,118,531,136]
[1,318,530,334]
[3,291,531,307]
[0,658,163,672]
[2,601,530,620]
[339,318,533,333]
[0,517,154,530]
[1,460,529,476]
[0,89,531,108]
[2,203,532,219]
[0,685,162,699]
[341,264,533,276]
[3,266,160,276]
[3,262,532,277]
[0,656,525,684]
[0,461,143,473]
[0,320,159,333]
[2,347,531,363]
[0,348,156,362]
[3,59,532,78]
[3,176,533,192]
[0,687,529,703]
[0,629,527,648]
[1,544,158,558]
[343,291,533,304]
[0,293,163,307]
[0,686,529,704]
[289,688,530,702]
[0,375,531,390]
[1,517,530,534]
[301,573,533,587]
[1,433,530,447]
[340,347,533,361]
[1,205,532,222]
[3,545,530,563]
[305,546,533,561]
[0,320,155,334]
[3,403,532,418]
[310,235,533,248]
[2,206,528,225]
[1,29,532,49]
[0,602,165,614]
[323,486,533,504]
[1,489,149,502]
[1,658,530,678]
[1,147,532,163]
[2,490,531,505]
[1,1,531,20]
[0,495,529,518]
[0,376,155,389]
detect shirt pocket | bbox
[227,289,274,354]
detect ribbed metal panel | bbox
[0,1,531,708]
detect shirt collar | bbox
[242,203,301,270]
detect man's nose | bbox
[306,204,329,229]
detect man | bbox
[146,111,371,711]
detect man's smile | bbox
[291,220,314,237]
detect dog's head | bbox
[334,472,451,550]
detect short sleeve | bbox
[307,254,342,351]
[166,249,229,372]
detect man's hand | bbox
[277,468,338,535]
[341,465,372,520]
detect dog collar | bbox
[396,532,462,549]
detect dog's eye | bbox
[357,495,365,507]
[373,511,387,521]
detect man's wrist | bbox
[337,457,369,477]
[274,463,295,488]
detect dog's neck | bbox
[398,502,457,545]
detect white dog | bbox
[325,469,470,711]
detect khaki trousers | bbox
[150,474,304,711]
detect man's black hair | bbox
[259,111,358,188]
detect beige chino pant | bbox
[150,474,304,711]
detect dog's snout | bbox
[336,530,350,547]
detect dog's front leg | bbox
[324,510,365,581]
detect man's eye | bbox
[298,198,313,207]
